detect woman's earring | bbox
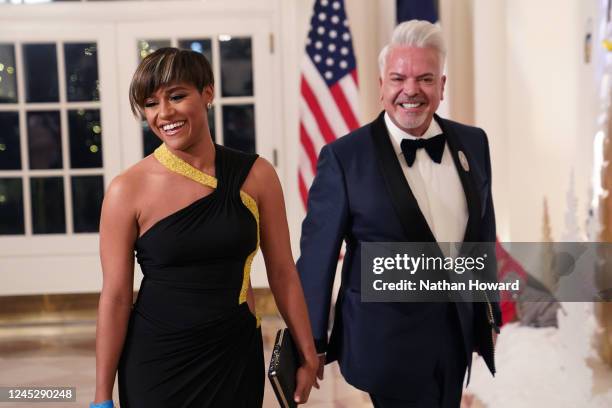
[206,102,213,110]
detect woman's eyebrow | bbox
[163,85,188,94]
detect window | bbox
[0,3,280,292]
[0,42,104,235]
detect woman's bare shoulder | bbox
[242,157,280,202]
[104,156,158,209]
[248,156,277,183]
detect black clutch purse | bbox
[268,328,300,408]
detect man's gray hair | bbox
[378,20,446,75]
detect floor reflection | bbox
[0,317,371,407]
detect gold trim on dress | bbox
[153,144,261,327]
[239,190,261,327]
[154,144,218,189]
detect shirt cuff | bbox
[314,337,327,354]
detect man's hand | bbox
[313,354,325,389]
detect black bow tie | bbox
[400,134,446,167]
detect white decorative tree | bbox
[541,197,557,292]
[562,170,584,242]
[586,187,602,242]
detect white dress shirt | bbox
[384,113,468,243]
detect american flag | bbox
[298,0,360,207]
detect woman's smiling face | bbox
[143,83,213,151]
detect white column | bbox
[473,0,509,241]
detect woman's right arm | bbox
[93,176,139,403]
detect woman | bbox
[91,48,318,408]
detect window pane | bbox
[64,43,100,102]
[23,44,59,103]
[222,104,255,153]
[0,112,21,170]
[71,175,103,233]
[0,178,24,235]
[31,177,65,234]
[27,111,62,169]
[178,39,212,65]
[69,109,102,168]
[138,39,171,61]
[219,37,253,97]
[0,44,18,103]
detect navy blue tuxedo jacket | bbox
[297,112,502,399]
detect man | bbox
[297,20,501,408]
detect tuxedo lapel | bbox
[435,114,481,243]
[370,112,437,243]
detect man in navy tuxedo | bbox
[297,20,501,407]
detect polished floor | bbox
[2,312,610,407]
[14,315,612,408]
[0,318,375,408]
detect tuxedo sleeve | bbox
[296,145,349,353]
[482,130,503,326]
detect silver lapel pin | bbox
[458,151,470,172]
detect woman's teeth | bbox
[162,121,185,131]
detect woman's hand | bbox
[89,400,114,408]
[293,356,319,404]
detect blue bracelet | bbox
[90,401,113,408]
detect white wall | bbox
[472,0,508,240]
[473,0,601,242]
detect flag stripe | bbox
[301,78,337,145]
[339,74,360,116]
[300,123,319,175]
[351,69,359,86]
[298,171,309,210]
[298,147,316,183]
[299,96,328,152]
[330,82,360,131]
[301,57,349,136]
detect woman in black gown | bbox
[92,48,319,408]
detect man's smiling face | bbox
[380,46,446,136]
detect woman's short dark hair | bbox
[129,47,214,118]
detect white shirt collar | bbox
[384,112,444,157]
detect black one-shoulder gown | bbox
[118,143,264,407]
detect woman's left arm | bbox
[248,158,319,404]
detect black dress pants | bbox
[369,303,468,408]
